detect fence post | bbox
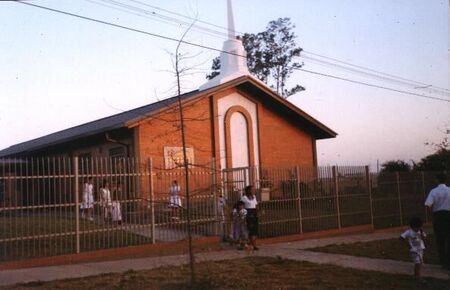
[148,158,155,244]
[365,166,374,229]
[211,158,219,236]
[295,166,303,234]
[421,171,428,223]
[396,172,403,226]
[73,156,80,254]
[332,166,341,229]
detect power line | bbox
[123,0,242,36]
[295,68,450,103]
[85,0,227,40]
[15,1,237,56]
[12,1,450,103]
[300,55,450,97]
[97,0,229,38]
[302,50,450,93]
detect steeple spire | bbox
[227,0,236,39]
[199,0,250,91]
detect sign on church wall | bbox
[164,146,194,169]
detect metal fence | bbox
[0,157,440,262]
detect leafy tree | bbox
[418,125,450,171]
[415,149,450,172]
[207,17,305,98]
[380,160,412,173]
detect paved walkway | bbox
[0,230,448,287]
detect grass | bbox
[3,257,449,290]
[0,215,150,262]
[309,234,440,265]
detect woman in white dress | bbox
[80,177,94,221]
[111,181,123,225]
[169,180,182,219]
[99,180,112,222]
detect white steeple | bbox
[199,0,249,91]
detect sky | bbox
[0,0,449,170]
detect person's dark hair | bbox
[102,179,109,188]
[235,201,245,209]
[244,185,253,197]
[436,173,447,184]
[409,216,423,229]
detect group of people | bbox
[231,185,259,251]
[400,173,450,281]
[80,177,123,224]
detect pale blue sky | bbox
[0,0,448,170]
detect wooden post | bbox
[332,166,341,229]
[295,166,303,234]
[365,166,374,229]
[74,156,80,254]
[149,158,155,244]
[396,172,403,226]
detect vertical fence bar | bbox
[211,158,218,236]
[295,166,303,234]
[148,158,155,244]
[365,166,374,229]
[396,172,403,226]
[74,157,80,254]
[332,166,341,229]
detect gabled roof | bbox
[0,76,337,157]
[0,90,199,157]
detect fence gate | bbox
[221,166,253,205]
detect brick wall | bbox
[135,96,214,168]
[257,102,315,168]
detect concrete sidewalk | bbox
[0,230,448,287]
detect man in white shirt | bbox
[424,173,450,269]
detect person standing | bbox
[424,173,450,269]
[111,181,123,225]
[241,185,259,250]
[169,180,182,219]
[99,180,112,222]
[400,217,426,280]
[80,177,94,221]
[217,193,227,240]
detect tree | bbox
[207,18,305,98]
[415,149,450,172]
[380,160,412,173]
[418,125,450,171]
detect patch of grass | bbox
[3,257,449,290]
[0,215,150,262]
[310,234,440,265]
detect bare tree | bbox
[174,19,198,284]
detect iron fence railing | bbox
[0,157,443,262]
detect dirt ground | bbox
[4,257,449,290]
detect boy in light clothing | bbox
[400,216,426,280]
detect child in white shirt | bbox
[400,216,426,280]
